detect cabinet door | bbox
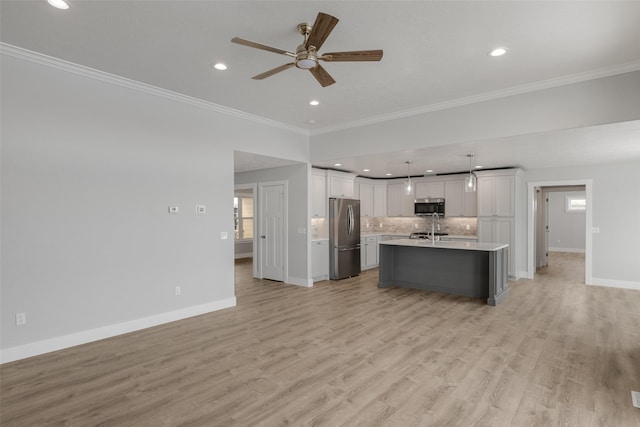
[373,184,387,217]
[477,177,496,216]
[312,173,326,218]
[365,236,378,267]
[495,176,514,216]
[444,180,463,217]
[477,175,514,216]
[388,183,414,217]
[329,176,354,198]
[360,238,366,269]
[312,240,329,281]
[359,182,374,217]
[478,217,515,278]
[416,181,445,199]
[477,217,495,243]
[463,187,477,217]
[386,184,401,216]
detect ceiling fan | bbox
[231,12,383,87]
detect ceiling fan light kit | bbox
[232,12,383,87]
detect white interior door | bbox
[260,183,284,281]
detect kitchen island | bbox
[378,239,509,305]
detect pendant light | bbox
[404,161,414,196]
[465,153,477,193]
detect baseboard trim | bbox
[286,276,314,288]
[589,277,640,291]
[549,247,585,253]
[0,297,237,364]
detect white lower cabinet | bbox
[478,217,515,278]
[361,235,380,270]
[312,240,329,282]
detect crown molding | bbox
[311,60,640,136]
[0,43,309,137]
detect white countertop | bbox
[380,238,507,252]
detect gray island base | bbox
[378,239,509,306]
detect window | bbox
[234,196,254,239]
[565,195,586,213]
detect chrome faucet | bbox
[431,212,440,244]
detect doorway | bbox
[527,180,593,284]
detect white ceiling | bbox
[2,1,640,177]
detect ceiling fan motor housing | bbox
[295,43,318,69]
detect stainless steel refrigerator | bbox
[329,198,361,280]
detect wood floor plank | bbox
[2,253,639,426]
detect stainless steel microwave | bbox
[414,198,445,216]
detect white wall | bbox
[234,164,310,286]
[548,191,586,252]
[526,161,640,286]
[0,50,308,361]
[311,71,640,161]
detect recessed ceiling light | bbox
[309,100,320,106]
[426,169,433,173]
[489,47,508,57]
[334,163,341,167]
[46,0,70,9]
[308,119,316,125]
[385,173,392,176]
[475,165,483,169]
[213,63,227,71]
[363,169,370,172]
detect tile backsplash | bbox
[311,216,477,239]
[360,216,477,236]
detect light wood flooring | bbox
[1,253,639,426]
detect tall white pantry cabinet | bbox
[476,169,524,280]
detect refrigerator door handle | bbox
[347,205,354,238]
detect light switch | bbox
[221,232,228,240]
[168,206,179,214]
[592,227,600,234]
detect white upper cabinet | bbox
[444,180,464,217]
[387,183,414,217]
[311,169,326,218]
[416,181,444,199]
[327,171,355,198]
[359,182,374,217]
[356,178,386,217]
[477,175,514,217]
[373,183,387,217]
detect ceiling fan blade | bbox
[321,50,384,62]
[309,64,336,87]
[305,12,339,51]
[232,37,295,57]
[252,63,295,80]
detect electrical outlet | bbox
[16,312,26,326]
[168,206,179,214]
[220,232,228,240]
[175,286,181,296]
[465,224,470,230]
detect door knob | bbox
[261,235,266,239]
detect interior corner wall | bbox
[234,164,310,285]
[0,52,308,361]
[525,161,640,285]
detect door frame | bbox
[526,179,593,284]
[257,180,288,282]
[234,183,259,277]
